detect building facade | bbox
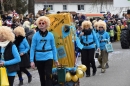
[34,0,126,15]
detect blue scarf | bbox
[99,30,105,34]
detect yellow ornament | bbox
[71,75,78,82]
[76,69,84,78]
[78,65,87,72]
[66,72,72,82]
[77,67,82,70]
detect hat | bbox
[127,9,130,14]
[6,16,12,20]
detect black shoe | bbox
[93,69,97,76]
[28,75,32,83]
[18,80,23,86]
[97,65,101,68]
[105,63,109,69]
[93,72,96,76]
[86,75,90,77]
[93,71,96,76]
[90,64,92,67]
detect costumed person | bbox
[93,21,99,33]
[109,25,115,42]
[80,21,100,77]
[92,20,97,26]
[93,21,100,59]
[0,26,21,86]
[97,21,110,73]
[30,16,59,86]
[96,21,109,69]
[75,24,82,57]
[115,20,122,41]
[13,26,32,86]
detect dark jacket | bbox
[0,42,19,73]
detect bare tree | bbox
[2,0,28,14]
[90,0,110,12]
[11,0,16,10]
[28,0,35,15]
[89,0,127,15]
[0,0,4,12]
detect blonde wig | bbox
[94,22,99,30]
[23,21,31,29]
[36,16,50,29]
[97,21,107,30]
[81,20,92,29]
[98,20,103,22]
[0,26,15,42]
[14,26,25,37]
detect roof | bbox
[60,11,77,15]
[35,0,113,3]
[85,13,104,18]
[86,13,103,17]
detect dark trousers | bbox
[8,76,15,86]
[36,59,53,86]
[110,37,114,42]
[114,33,117,41]
[17,67,31,80]
[81,48,96,75]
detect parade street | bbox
[14,41,130,86]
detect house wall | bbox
[34,3,127,16]
[114,0,130,7]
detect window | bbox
[44,5,53,10]
[78,5,84,10]
[63,5,67,10]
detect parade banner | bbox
[46,13,75,67]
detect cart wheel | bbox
[74,83,80,86]
[73,79,80,86]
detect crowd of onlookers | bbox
[73,11,128,42]
[0,9,128,47]
[0,9,128,51]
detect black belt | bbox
[35,49,52,52]
[100,40,106,43]
[82,42,94,46]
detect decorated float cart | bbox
[46,13,87,86]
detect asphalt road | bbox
[80,41,130,86]
[14,41,130,86]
